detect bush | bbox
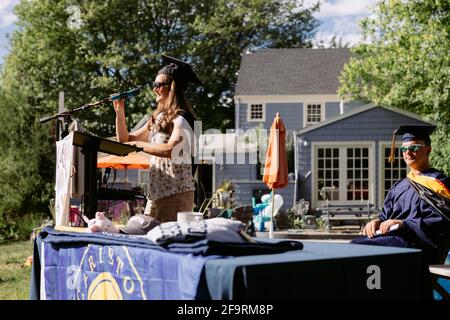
[16,213,50,240]
[0,212,50,241]
[0,212,19,241]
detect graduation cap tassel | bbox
[388,131,397,164]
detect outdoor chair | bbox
[429,241,450,300]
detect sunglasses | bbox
[152,81,171,89]
[399,144,427,153]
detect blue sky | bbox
[0,0,378,65]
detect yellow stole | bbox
[407,171,450,200]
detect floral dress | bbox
[146,113,195,200]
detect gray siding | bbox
[325,101,340,119]
[237,102,249,130]
[238,100,366,131]
[344,101,366,112]
[266,103,303,130]
[295,143,313,206]
[215,163,256,181]
[301,107,427,142]
[296,106,431,210]
[233,181,296,211]
[237,102,303,131]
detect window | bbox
[315,144,372,204]
[248,104,264,121]
[317,148,340,201]
[382,146,408,198]
[346,147,370,201]
[306,104,322,125]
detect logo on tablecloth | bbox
[66,244,147,300]
[88,272,123,300]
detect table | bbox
[203,241,429,299]
[30,228,429,300]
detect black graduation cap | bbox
[388,125,436,164]
[157,54,202,91]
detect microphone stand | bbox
[40,87,142,140]
[39,96,111,125]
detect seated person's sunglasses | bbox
[399,144,427,153]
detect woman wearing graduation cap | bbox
[352,125,450,265]
[113,55,202,223]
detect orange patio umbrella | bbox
[263,113,288,238]
[97,152,150,184]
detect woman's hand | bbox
[112,98,125,113]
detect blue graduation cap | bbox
[394,125,436,143]
[389,125,436,163]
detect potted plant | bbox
[216,180,234,208]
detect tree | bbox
[0,0,320,232]
[3,0,319,135]
[339,0,450,173]
[0,87,53,239]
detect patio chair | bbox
[429,241,450,300]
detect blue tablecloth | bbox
[202,240,430,299]
[31,228,209,300]
[31,229,429,300]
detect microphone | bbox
[110,86,142,101]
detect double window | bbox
[315,144,373,205]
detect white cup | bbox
[177,212,204,223]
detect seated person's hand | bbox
[87,212,119,233]
[379,219,402,235]
[362,219,381,238]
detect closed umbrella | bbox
[263,113,288,238]
[97,152,150,184]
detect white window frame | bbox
[378,142,409,207]
[303,102,325,127]
[247,103,266,122]
[311,141,375,208]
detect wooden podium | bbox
[72,131,142,219]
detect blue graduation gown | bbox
[352,168,450,264]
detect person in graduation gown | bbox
[113,55,201,223]
[352,125,450,265]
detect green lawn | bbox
[0,240,33,300]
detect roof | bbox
[235,48,351,96]
[296,103,436,135]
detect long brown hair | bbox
[148,74,196,134]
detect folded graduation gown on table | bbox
[166,238,303,256]
[40,226,164,250]
[146,217,303,255]
[40,222,303,257]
